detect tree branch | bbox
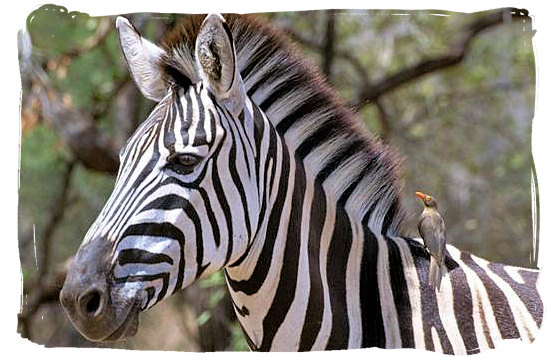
[322,10,337,82]
[353,8,531,109]
[285,26,371,82]
[20,28,120,175]
[18,159,76,339]
[285,8,531,114]
[18,263,69,339]
[35,77,120,174]
[45,17,112,70]
[38,160,76,279]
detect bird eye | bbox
[166,153,202,175]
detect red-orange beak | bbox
[415,191,426,201]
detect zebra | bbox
[60,13,542,353]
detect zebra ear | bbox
[116,16,167,102]
[195,14,245,115]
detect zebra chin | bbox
[60,238,146,341]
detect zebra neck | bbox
[223,127,394,350]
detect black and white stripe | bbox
[78,14,542,352]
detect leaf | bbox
[196,310,211,326]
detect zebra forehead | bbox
[124,86,213,145]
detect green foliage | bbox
[230,321,249,351]
[196,310,211,326]
[19,124,68,250]
[26,5,91,57]
[19,124,116,274]
[198,270,226,288]
[195,272,227,328]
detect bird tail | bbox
[428,257,443,291]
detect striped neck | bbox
[222,101,397,350]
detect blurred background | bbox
[17,5,536,351]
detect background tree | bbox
[18,6,536,350]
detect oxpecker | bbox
[416,191,446,291]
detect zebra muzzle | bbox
[60,239,142,341]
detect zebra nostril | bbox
[78,288,105,318]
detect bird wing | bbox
[418,211,446,262]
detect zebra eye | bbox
[166,153,202,175]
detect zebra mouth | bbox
[103,299,141,341]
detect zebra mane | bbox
[160,14,406,235]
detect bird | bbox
[415,191,447,291]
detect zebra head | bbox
[60,14,262,341]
